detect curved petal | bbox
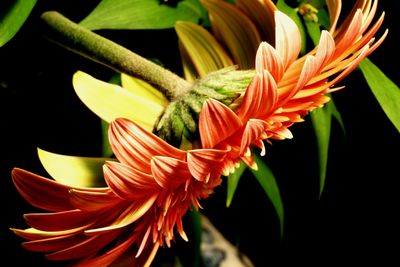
[103,161,158,200]
[256,41,284,82]
[38,148,110,188]
[11,227,82,241]
[69,188,122,211]
[121,73,168,107]
[109,118,186,172]
[12,168,76,212]
[84,195,157,235]
[23,210,95,231]
[235,0,276,44]
[326,0,342,33]
[73,71,164,131]
[274,11,302,70]
[199,99,242,149]
[238,71,278,122]
[175,21,233,78]
[202,0,261,69]
[240,119,267,156]
[151,156,190,189]
[46,231,121,260]
[187,149,227,182]
[22,234,87,253]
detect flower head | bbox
[196,0,386,170]
[11,118,227,266]
[11,0,387,266]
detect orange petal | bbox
[240,119,267,156]
[24,210,94,232]
[69,188,122,211]
[84,195,157,236]
[199,99,242,149]
[151,156,190,189]
[109,118,186,173]
[256,41,284,82]
[46,231,120,261]
[75,231,140,267]
[274,11,302,70]
[187,149,227,181]
[238,71,278,122]
[22,233,87,253]
[12,168,76,212]
[104,161,158,200]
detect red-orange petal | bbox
[199,98,242,149]
[240,119,267,156]
[151,156,190,189]
[238,70,278,122]
[23,210,94,232]
[187,149,227,181]
[12,168,76,212]
[104,161,158,200]
[109,118,186,173]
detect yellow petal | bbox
[120,73,168,107]
[38,148,112,187]
[175,21,233,79]
[235,0,276,44]
[178,41,199,82]
[73,71,164,131]
[202,0,261,69]
[326,0,342,33]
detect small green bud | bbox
[154,66,255,148]
[298,3,319,23]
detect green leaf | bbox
[359,58,400,133]
[310,103,331,197]
[317,8,330,30]
[250,155,284,238]
[304,20,321,45]
[277,0,307,54]
[79,0,205,30]
[0,0,36,47]
[329,96,346,137]
[226,162,247,207]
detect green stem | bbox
[41,11,191,100]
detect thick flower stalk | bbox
[11,0,387,266]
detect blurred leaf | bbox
[304,20,320,45]
[0,0,36,47]
[311,99,346,197]
[329,96,346,136]
[38,148,111,187]
[79,0,205,30]
[276,0,307,54]
[310,103,331,197]
[317,8,330,30]
[250,155,284,238]
[226,162,247,207]
[359,58,400,133]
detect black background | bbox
[1,0,399,266]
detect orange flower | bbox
[11,118,227,266]
[199,2,386,170]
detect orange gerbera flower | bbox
[11,118,227,266]
[199,2,386,169]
